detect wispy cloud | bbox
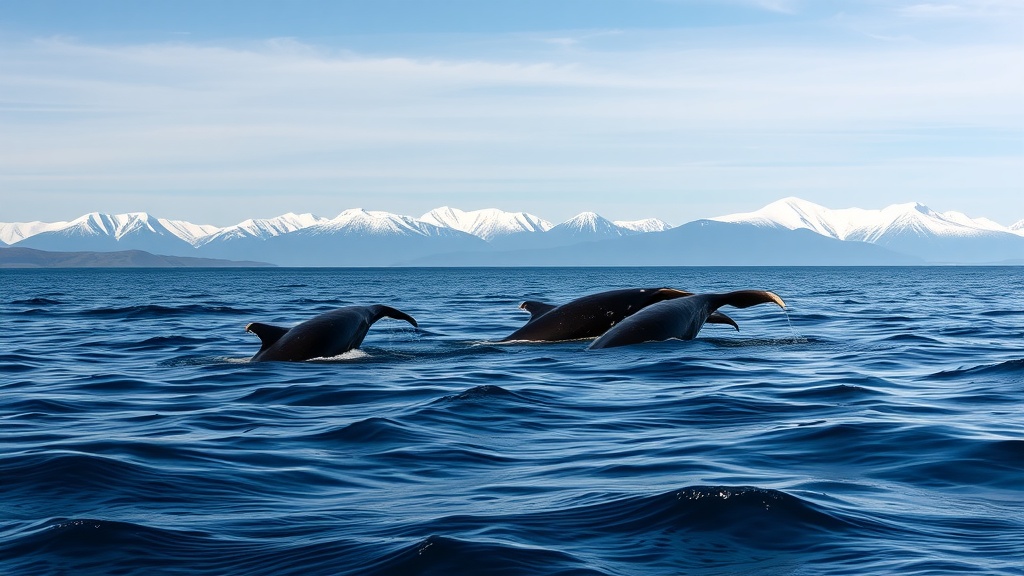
[749,0,799,14]
[0,7,1020,223]
[898,0,1024,18]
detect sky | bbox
[1,0,1021,226]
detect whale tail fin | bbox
[520,300,557,323]
[712,290,786,311]
[245,322,291,353]
[706,311,740,331]
[371,305,418,328]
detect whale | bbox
[588,290,785,350]
[246,305,417,362]
[501,288,739,342]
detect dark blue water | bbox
[1,267,1021,575]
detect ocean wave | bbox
[406,485,882,574]
[9,297,63,305]
[929,358,1024,379]
[367,534,600,576]
[776,380,891,402]
[0,452,184,506]
[0,518,223,575]
[0,353,47,372]
[121,335,215,351]
[438,384,526,403]
[82,304,251,318]
[307,417,425,444]
[238,383,436,407]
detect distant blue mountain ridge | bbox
[2,198,1021,266]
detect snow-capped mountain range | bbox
[194,213,326,246]
[420,207,553,241]
[2,198,1021,266]
[712,197,1016,241]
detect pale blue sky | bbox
[1,0,1021,226]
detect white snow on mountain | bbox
[420,207,553,241]
[161,219,222,245]
[196,213,325,245]
[68,212,218,242]
[4,201,1019,253]
[0,219,70,245]
[713,197,1016,241]
[713,197,856,238]
[614,218,671,233]
[554,212,632,236]
[63,212,139,238]
[316,208,452,237]
[1010,220,1024,236]
[937,211,1008,234]
[0,213,219,246]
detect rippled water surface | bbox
[1,267,1022,575]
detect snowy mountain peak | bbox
[420,206,461,227]
[420,206,553,241]
[938,211,1008,234]
[713,197,849,238]
[195,212,325,245]
[614,218,671,233]
[713,197,1023,243]
[66,212,163,240]
[159,218,221,245]
[0,219,70,245]
[853,202,1004,242]
[560,212,609,231]
[60,212,221,245]
[321,208,439,237]
[545,212,639,240]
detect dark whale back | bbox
[588,290,785,349]
[503,288,738,342]
[248,305,417,362]
[502,287,695,342]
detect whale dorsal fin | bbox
[245,322,291,353]
[520,301,557,323]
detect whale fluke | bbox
[371,305,418,328]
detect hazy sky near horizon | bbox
[1,0,1021,226]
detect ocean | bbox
[1,266,1021,575]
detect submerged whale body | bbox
[502,287,739,342]
[588,290,785,350]
[246,305,417,362]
